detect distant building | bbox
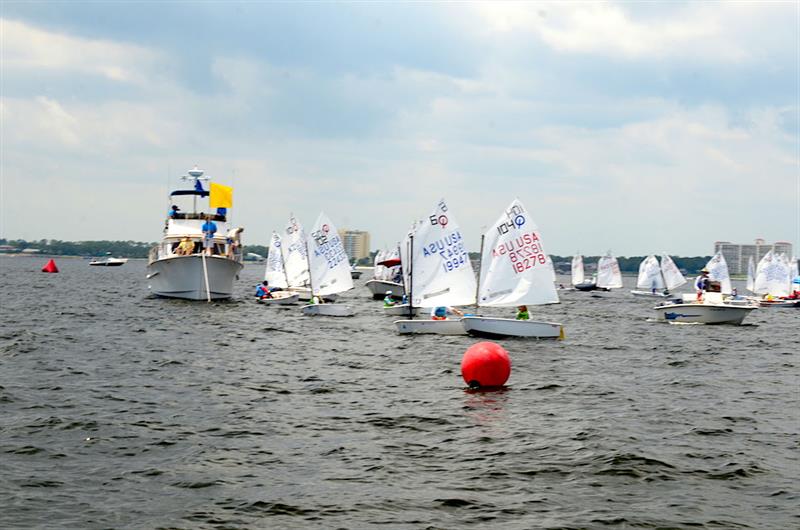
[338,229,371,262]
[714,239,793,274]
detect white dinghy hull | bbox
[461,317,563,339]
[289,287,338,302]
[382,304,421,316]
[631,290,670,298]
[147,255,243,300]
[653,303,756,325]
[301,304,354,317]
[257,291,300,305]
[394,319,467,335]
[365,280,405,299]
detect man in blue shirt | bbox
[201,216,218,255]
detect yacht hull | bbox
[147,255,243,300]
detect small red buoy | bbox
[42,259,59,273]
[461,341,511,389]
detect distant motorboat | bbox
[654,293,757,325]
[89,256,128,267]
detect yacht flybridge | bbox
[146,166,244,301]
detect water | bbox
[1,256,797,529]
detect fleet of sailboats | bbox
[148,167,794,327]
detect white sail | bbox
[546,255,557,282]
[408,199,476,307]
[636,255,665,290]
[596,254,623,289]
[307,212,354,296]
[705,252,732,294]
[282,214,310,288]
[571,255,585,285]
[382,246,402,282]
[264,231,288,288]
[372,249,386,280]
[399,228,414,294]
[754,250,790,297]
[660,254,687,291]
[746,255,756,293]
[477,199,558,307]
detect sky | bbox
[1,1,798,256]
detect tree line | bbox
[1,239,154,259]
[2,239,711,273]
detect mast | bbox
[281,238,291,288]
[474,234,485,312]
[304,235,315,300]
[407,234,414,319]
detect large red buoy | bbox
[461,341,511,389]
[41,259,59,273]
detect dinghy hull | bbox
[301,304,354,317]
[365,280,405,300]
[394,319,466,335]
[461,317,563,339]
[256,291,300,305]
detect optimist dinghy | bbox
[461,198,564,339]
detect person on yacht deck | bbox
[694,268,710,301]
[201,216,218,256]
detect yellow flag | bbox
[209,182,233,209]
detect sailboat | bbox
[301,212,355,316]
[461,199,564,339]
[596,254,623,290]
[258,231,300,305]
[282,214,337,302]
[146,166,243,300]
[753,251,798,307]
[571,254,597,291]
[382,228,422,316]
[365,246,405,299]
[630,254,686,297]
[394,199,476,335]
[654,252,757,324]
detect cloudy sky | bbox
[2,2,798,256]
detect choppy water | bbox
[1,255,797,529]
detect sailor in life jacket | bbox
[255,281,273,299]
[383,291,396,307]
[431,306,463,320]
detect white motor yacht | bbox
[146,167,244,301]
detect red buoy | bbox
[42,259,59,273]
[461,341,511,389]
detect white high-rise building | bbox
[338,229,371,263]
[714,239,793,274]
